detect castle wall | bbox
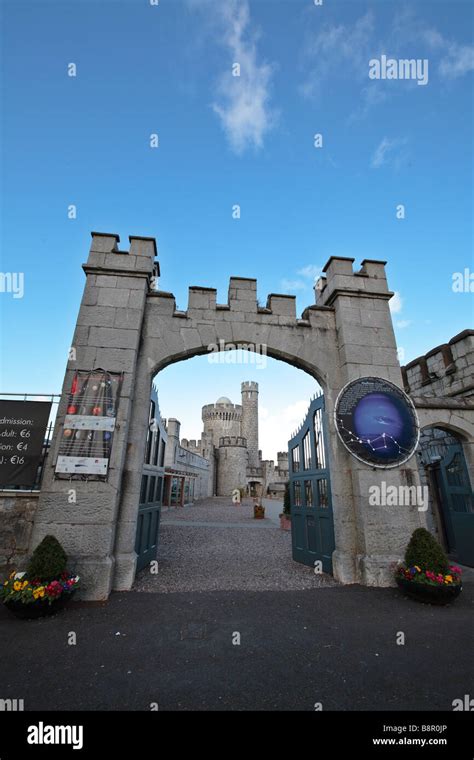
[402,330,473,399]
[262,451,289,496]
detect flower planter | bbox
[253,504,265,519]
[279,514,291,531]
[396,577,462,606]
[4,591,76,620]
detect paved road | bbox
[1,498,472,712]
[0,585,472,711]
[133,497,336,593]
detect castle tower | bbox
[217,436,248,496]
[277,451,289,473]
[164,418,180,467]
[241,381,259,469]
[202,397,242,448]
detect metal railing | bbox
[0,393,60,492]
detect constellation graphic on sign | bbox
[336,419,413,456]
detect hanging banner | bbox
[0,400,52,487]
[55,369,123,478]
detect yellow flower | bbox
[414,566,421,572]
[445,575,453,583]
[21,581,28,589]
[13,581,22,591]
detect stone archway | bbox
[32,233,426,599]
[412,405,474,566]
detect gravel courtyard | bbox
[133,497,338,593]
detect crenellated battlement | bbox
[219,436,247,448]
[85,232,158,281]
[148,280,331,324]
[202,403,242,420]
[314,256,392,307]
[146,259,391,325]
[402,330,474,398]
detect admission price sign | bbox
[55,369,122,479]
[334,377,420,468]
[0,400,52,486]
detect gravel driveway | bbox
[133,497,337,593]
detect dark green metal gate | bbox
[288,395,335,573]
[135,392,166,573]
[135,469,163,572]
[437,443,474,566]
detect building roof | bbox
[216,396,232,405]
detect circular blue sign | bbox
[335,377,419,468]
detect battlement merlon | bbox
[218,436,248,448]
[84,232,157,280]
[241,381,258,392]
[401,330,474,393]
[202,403,243,417]
[228,277,258,313]
[315,256,392,306]
[149,275,334,324]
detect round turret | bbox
[217,437,248,496]
[202,397,243,447]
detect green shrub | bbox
[27,535,68,581]
[404,528,449,574]
[283,481,291,516]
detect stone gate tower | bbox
[241,381,259,469]
[31,232,451,599]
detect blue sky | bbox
[0,0,473,458]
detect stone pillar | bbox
[31,233,156,600]
[241,381,259,469]
[317,257,425,586]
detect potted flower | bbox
[395,527,462,605]
[1,535,80,619]
[279,482,291,531]
[253,499,265,519]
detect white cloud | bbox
[297,264,323,280]
[349,85,388,122]
[259,399,310,458]
[280,264,323,293]
[389,291,403,314]
[370,137,408,169]
[439,42,474,79]
[396,319,412,329]
[302,7,473,120]
[196,0,277,154]
[280,278,306,292]
[301,12,375,100]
